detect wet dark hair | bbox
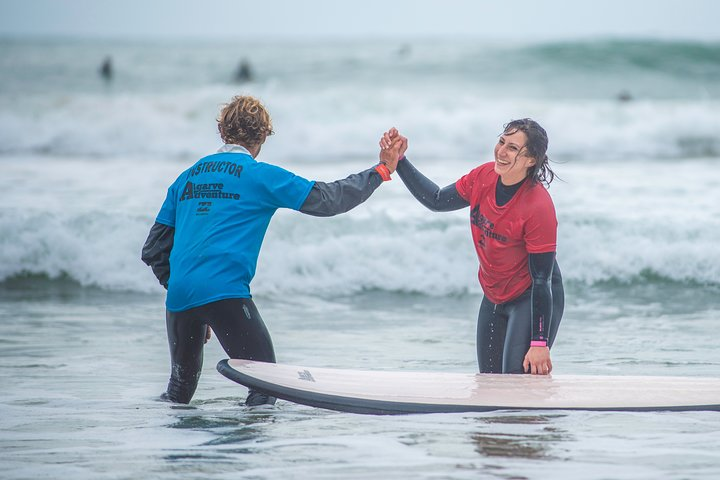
[502,118,555,186]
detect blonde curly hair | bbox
[217,95,274,148]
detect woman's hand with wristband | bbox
[523,344,552,375]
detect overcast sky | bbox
[1,0,718,41]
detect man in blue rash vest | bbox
[142,95,404,406]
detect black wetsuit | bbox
[396,157,564,373]
[142,166,385,405]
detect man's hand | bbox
[379,127,408,173]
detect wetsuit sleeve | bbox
[395,157,470,212]
[299,166,383,217]
[529,252,555,345]
[141,222,175,289]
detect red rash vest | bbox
[455,162,557,304]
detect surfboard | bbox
[217,359,720,414]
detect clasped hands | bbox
[378,127,408,173]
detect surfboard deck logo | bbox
[297,369,315,382]
[217,359,720,415]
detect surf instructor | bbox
[142,95,404,405]
[380,120,564,375]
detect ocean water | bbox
[1,37,720,479]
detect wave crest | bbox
[2,209,718,296]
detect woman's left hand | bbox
[523,346,552,375]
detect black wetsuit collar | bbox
[495,177,526,206]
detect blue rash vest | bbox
[155,145,314,312]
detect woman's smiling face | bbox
[493,129,536,185]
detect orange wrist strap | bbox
[375,163,392,181]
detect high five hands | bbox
[379,127,408,173]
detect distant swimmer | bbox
[234,59,253,83]
[99,56,113,81]
[617,90,632,102]
[396,44,411,57]
[380,119,564,376]
[142,95,404,406]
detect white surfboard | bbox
[217,359,720,414]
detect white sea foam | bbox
[1,88,719,162]
[2,154,718,294]
[2,38,719,295]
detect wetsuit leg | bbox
[502,293,533,374]
[501,263,565,373]
[164,307,207,404]
[202,299,276,363]
[476,261,565,374]
[476,297,508,373]
[164,298,277,405]
[201,298,277,406]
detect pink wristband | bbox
[530,340,547,347]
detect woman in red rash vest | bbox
[380,120,563,375]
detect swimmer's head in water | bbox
[218,95,274,151]
[501,118,555,186]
